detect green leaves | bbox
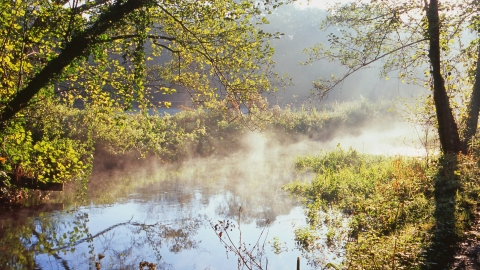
[285,148,436,268]
[32,139,85,183]
[304,0,476,100]
[0,0,283,190]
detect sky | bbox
[293,0,353,10]
[261,0,426,105]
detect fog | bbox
[1,2,439,269]
[89,110,428,219]
[68,109,428,268]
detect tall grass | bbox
[284,147,480,269]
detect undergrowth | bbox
[94,99,394,161]
[283,147,480,269]
[2,99,391,205]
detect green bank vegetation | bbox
[4,99,480,269]
[1,97,392,204]
[284,147,480,269]
[0,0,287,201]
[3,0,480,269]
[279,0,480,267]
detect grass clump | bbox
[269,99,394,142]
[283,147,480,269]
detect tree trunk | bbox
[0,0,151,127]
[426,0,462,154]
[461,43,480,153]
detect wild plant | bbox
[211,207,270,270]
[284,147,480,269]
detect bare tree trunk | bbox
[461,45,480,153]
[426,0,462,154]
[0,0,151,127]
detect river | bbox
[0,124,425,269]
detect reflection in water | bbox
[0,132,315,269]
[0,199,305,269]
[0,128,421,269]
[212,207,273,270]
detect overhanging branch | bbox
[96,34,176,43]
[312,38,427,98]
[0,0,153,127]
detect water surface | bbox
[0,127,425,269]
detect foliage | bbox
[284,148,480,268]
[0,0,288,193]
[89,99,393,160]
[267,99,394,142]
[1,102,91,187]
[303,0,480,153]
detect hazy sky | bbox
[293,0,355,10]
[262,1,426,104]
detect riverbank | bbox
[284,148,480,269]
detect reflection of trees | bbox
[0,209,89,270]
[21,136,311,268]
[202,165,300,225]
[212,208,271,270]
[138,219,200,255]
[0,219,37,269]
[85,218,200,269]
[0,210,201,270]
[135,156,302,224]
[93,158,301,227]
[58,133,306,228]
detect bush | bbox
[284,148,480,269]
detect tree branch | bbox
[96,34,176,43]
[152,41,180,53]
[156,3,235,96]
[0,0,153,127]
[312,38,427,97]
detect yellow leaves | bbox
[2,54,10,64]
[0,0,275,135]
[160,87,176,95]
[164,101,172,108]
[260,16,269,25]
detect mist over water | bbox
[317,121,430,156]
[84,117,425,268]
[0,104,431,269]
[0,2,435,268]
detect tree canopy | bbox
[304,0,480,154]
[0,0,287,122]
[0,0,287,189]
